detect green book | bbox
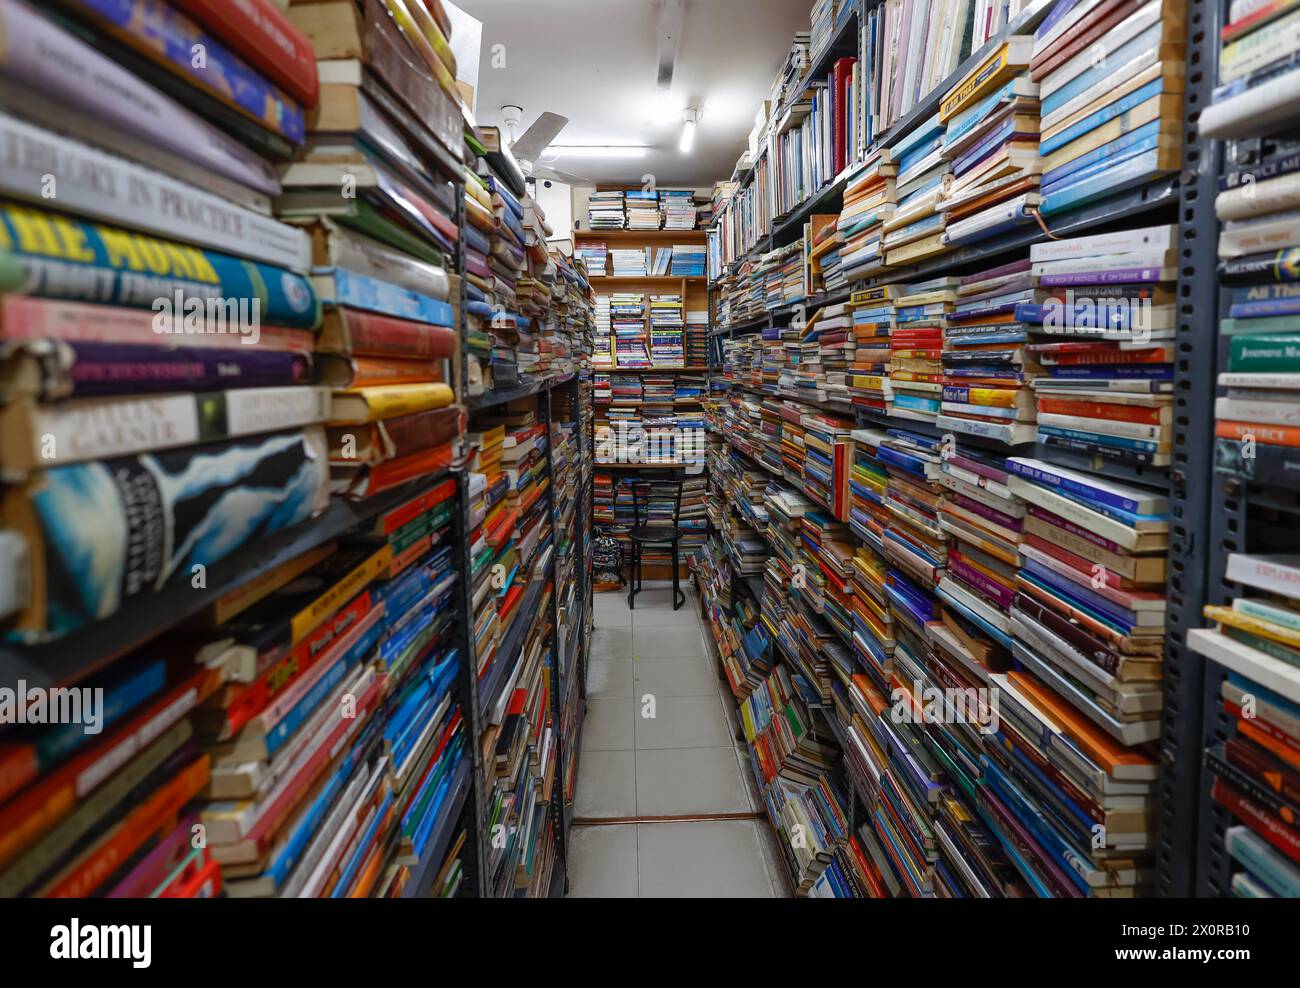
[1222,624,1300,671]
[1228,333,1300,372]
[1221,315,1300,336]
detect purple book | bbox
[948,452,1010,485]
[43,341,311,398]
[1038,267,1172,287]
[960,258,1033,286]
[953,492,1023,531]
[948,557,1015,611]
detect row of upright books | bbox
[0,0,479,897]
[585,190,709,231]
[590,293,709,368]
[576,243,707,278]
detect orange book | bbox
[1006,672,1157,779]
[40,755,210,897]
[1217,420,1300,447]
[323,356,445,389]
[362,442,455,495]
[1037,397,1166,425]
[0,665,223,868]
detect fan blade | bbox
[533,165,590,186]
[510,111,568,161]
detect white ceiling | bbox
[452,0,812,187]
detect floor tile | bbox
[631,602,701,628]
[585,656,633,699]
[566,824,638,898]
[634,747,751,815]
[632,655,719,697]
[581,697,635,751]
[628,587,693,612]
[592,626,634,661]
[634,694,732,749]
[592,594,632,628]
[636,821,776,897]
[574,749,636,818]
[632,624,708,659]
[753,819,794,898]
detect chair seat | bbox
[628,525,682,544]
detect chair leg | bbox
[672,540,683,610]
[627,542,637,610]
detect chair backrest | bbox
[626,471,685,529]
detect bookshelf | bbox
[697,0,1219,899]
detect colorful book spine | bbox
[0,205,322,329]
[313,268,455,325]
[61,0,305,143]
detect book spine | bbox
[319,269,455,325]
[1226,552,1300,596]
[166,0,318,108]
[0,205,321,329]
[20,341,311,399]
[0,296,314,351]
[0,0,282,195]
[11,429,329,640]
[1212,777,1300,865]
[377,405,466,460]
[43,754,211,897]
[62,0,305,143]
[0,112,309,270]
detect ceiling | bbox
[451,0,811,187]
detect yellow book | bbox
[939,36,1034,123]
[1204,605,1300,650]
[329,382,455,424]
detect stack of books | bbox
[839,151,898,282]
[576,241,608,277]
[588,190,626,229]
[686,310,710,366]
[671,244,707,276]
[881,114,951,267]
[937,259,1043,447]
[1195,554,1300,893]
[661,189,699,229]
[625,190,661,230]
[1025,225,1178,468]
[593,295,614,369]
[937,37,1042,248]
[611,293,651,368]
[1033,0,1184,217]
[889,279,958,423]
[611,248,649,277]
[648,294,685,367]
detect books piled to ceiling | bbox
[588,190,626,229]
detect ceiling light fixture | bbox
[547,146,648,158]
[679,107,702,154]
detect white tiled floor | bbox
[567,581,790,898]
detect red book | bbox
[360,442,456,496]
[1212,776,1300,865]
[319,308,458,359]
[168,0,319,107]
[832,57,856,176]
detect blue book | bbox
[1006,457,1161,514]
[1037,424,1163,454]
[1040,78,1167,156]
[1041,128,1164,197]
[1040,21,1165,117]
[314,267,455,325]
[1042,120,1163,190]
[331,789,394,897]
[1040,148,1172,216]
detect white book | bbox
[1215,396,1300,425]
[1219,371,1300,389]
[1039,0,1167,100]
[1221,6,1300,84]
[1030,224,1178,262]
[0,110,308,271]
[1225,553,1300,601]
[1219,171,1300,221]
[1037,411,1165,441]
[1202,65,1300,140]
[1219,209,1300,257]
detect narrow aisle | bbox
[567,582,790,897]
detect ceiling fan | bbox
[500,104,590,186]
